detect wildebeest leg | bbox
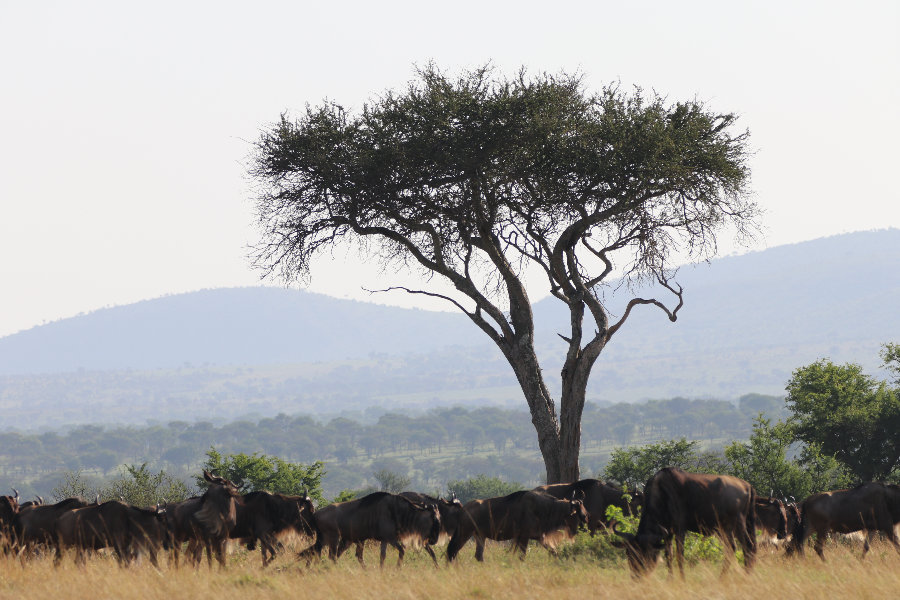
[334,538,347,558]
[259,534,278,568]
[888,528,900,556]
[386,538,405,568]
[474,534,486,562]
[813,528,827,561]
[675,534,686,579]
[514,536,529,559]
[423,543,438,566]
[720,531,737,577]
[861,530,875,558]
[739,519,757,571]
[663,539,674,576]
[212,539,227,569]
[355,541,366,567]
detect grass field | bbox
[2,537,899,600]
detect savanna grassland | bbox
[2,537,899,600]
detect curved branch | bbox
[363,285,504,346]
[606,278,684,339]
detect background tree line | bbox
[0,394,784,499]
[5,343,896,502]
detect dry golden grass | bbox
[2,539,899,600]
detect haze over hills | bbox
[0,229,898,428]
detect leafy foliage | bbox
[786,353,900,482]
[725,416,848,498]
[602,438,726,488]
[50,470,100,502]
[51,464,191,506]
[445,474,524,504]
[102,463,192,506]
[198,447,325,504]
[372,469,411,494]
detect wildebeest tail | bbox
[746,486,758,554]
[445,529,463,562]
[885,485,900,523]
[789,503,810,554]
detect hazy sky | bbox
[1,1,897,338]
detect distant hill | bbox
[0,287,482,375]
[0,229,898,424]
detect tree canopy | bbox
[786,348,900,483]
[248,65,757,482]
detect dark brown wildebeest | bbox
[754,496,788,544]
[446,490,588,562]
[611,467,757,578]
[378,492,463,565]
[18,495,44,508]
[301,492,441,567]
[192,471,242,569]
[227,490,316,567]
[534,479,643,535]
[789,482,900,560]
[0,491,19,555]
[12,497,93,561]
[162,496,205,567]
[785,499,801,541]
[56,501,171,567]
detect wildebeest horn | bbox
[769,489,773,498]
[11,488,18,500]
[36,495,44,505]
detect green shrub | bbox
[445,474,524,504]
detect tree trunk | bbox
[503,329,607,484]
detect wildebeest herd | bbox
[1,467,899,577]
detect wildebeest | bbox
[611,467,757,577]
[12,497,93,561]
[227,490,316,567]
[534,479,643,535]
[55,501,171,567]
[192,471,242,569]
[789,482,900,560]
[0,491,19,555]
[301,492,441,567]
[378,492,463,565]
[754,496,788,544]
[18,495,44,508]
[162,496,205,567]
[446,490,588,562]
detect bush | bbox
[102,463,192,506]
[445,474,523,504]
[198,447,325,504]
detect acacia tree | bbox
[248,65,757,483]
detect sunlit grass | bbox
[2,537,899,599]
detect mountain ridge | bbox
[1,229,898,397]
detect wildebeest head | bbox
[154,502,174,550]
[611,521,666,576]
[627,490,645,517]
[422,502,442,545]
[565,492,589,533]
[203,470,238,488]
[763,497,788,539]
